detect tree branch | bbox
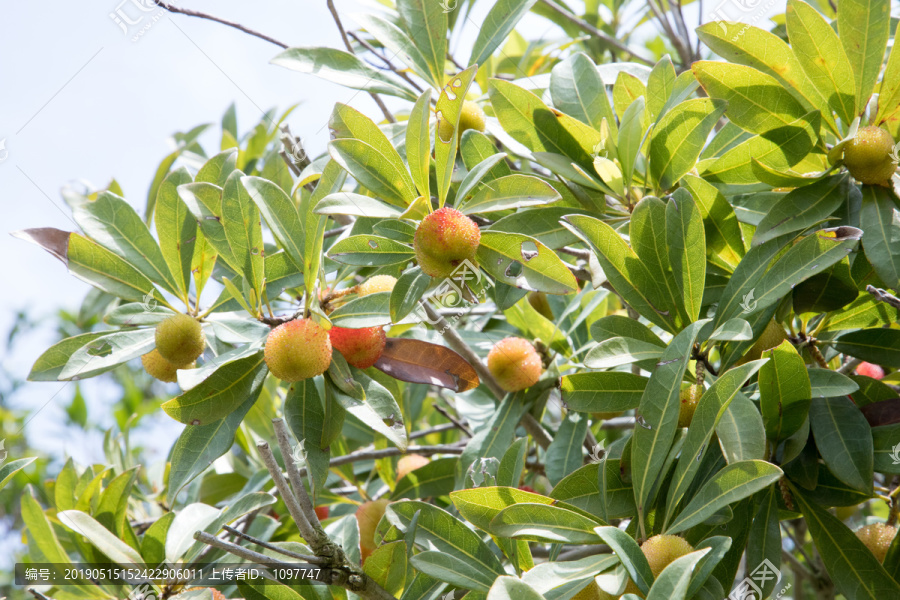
[222,524,327,564]
[867,285,900,311]
[152,1,288,48]
[272,418,323,530]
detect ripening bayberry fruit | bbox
[329,326,386,369]
[856,362,886,380]
[155,314,205,367]
[414,207,481,278]
[678,384,703,428]
[396,454,429,481]
[264,319,332,382]
[856,523,897,563]
[142,349,193,383]
[314,506,329,521]
[487,337,542,392]
[518,485,537,494]
[437,100,486,142]
[359,275,397,296]
[621,535,695,597]
[843,126,897,185]
[357,498,390,563]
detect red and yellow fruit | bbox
[264,319,332,381]
[357,498,390,563]
[414,207,481,278]
[487,337,542,392]
[856,523,897,563]
[396,454,429,481]
[329,326,386,369]
[843,126,897,185]
[678,384,703,428]
[314,506,329,521]
[856,362,886,380]
[359,275,397,296]
[142,349,193,383]
[437,100,486,142]
[155,314,205,367]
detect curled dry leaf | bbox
[860,398,900,427]
[374,337,479,392]
[11,227,70,263]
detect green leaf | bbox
[328,235,415,266]
[460,174,560,215]
[716,393,767,462]
[490,503,602,544]
[695,22,833,128]
[222,171,264,299]
[595,526,654,596]
[563,214,676,332]
[793,488,900,599]
[166,393,258,503]
[469,0,538,67]
[859,184,900,290]
[162,352,267,425]
[489,79,601,171]
[646,549,710,600]
[141,511,174,567]
[334,368,407,449]
[196,148,237,186]
[665,360,767,528]
[630,196,686,326]
[759,340,812,441]
[365,541,408,596]
[486,577,547,600]
[667,188,707,322]
[390,268,431,322]
[155,167,195,299]
[650,99,725,192]
[810,396,874,494]
[303,160,346,301]
[753,175,850,246]
[177,182,242,272]
[808,369,859,397]
[435,66,478,206]
[746,488,782,599]
[682,175,745,272]
[67,232,158,302]
[352,13,434,87]
[406,89,432,199]
[646,56,677,121]
[560,372,648,413]
[329,139,416,208]
[392,457,457,500]
[489,207,591,250]
[749,227,863,317]
[632,321,707,524]
[545,413,587,486]
[584,337,664,369]
[618,97,646,189]
[242,177,303,271]
[58,510,144,565]
[549,52,617,134]
[786,0,857,126]
[271,47,416,100]
[838,0,890,115]
[397,0,447,89]
[476,231,578,294]
[457,154,510,208]
[329,292,392,327]
[284,379,330,498]
[165,503,220,562]
[692,61,810,133]
[59,327,156,381]
[707,318,753,341]
[457,395,527,485]
[712,236,786,328]
[0,458,35,491]
[28,331,109,382]
[835,328,900,366]
[665,460,782,534]
[452,487,556,532]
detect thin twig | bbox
[348,31,424,93]
[867,285,900,311]
[420,302,554,449]
[537,0,653,65]
[559,246,593,260]
[273,418,322,530]
[257,441,318,545]
[29,590,54,600]
[409,422,460,439]
[153,1,288,48]
[222,524,327,564]
[837,357,862,375]
[325,0,396,123]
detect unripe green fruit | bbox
[264,319,332,382]
[329,326,386,369]
[359,275,397,296]
[678,384,703,428]
[487,337,542,392]
[437,100,486,142]
[622,535,694,597]
[843,126,897,185]
[155,314,205,367]
[396,454,429,481]
[736,319,786,365]
[357,498,390,563]
[527,291,554,320]
[572,582,605,600]
[414,207,481,278]
[856,523,897,563]
[142,349,194,383]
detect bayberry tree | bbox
[7,0,900,599]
